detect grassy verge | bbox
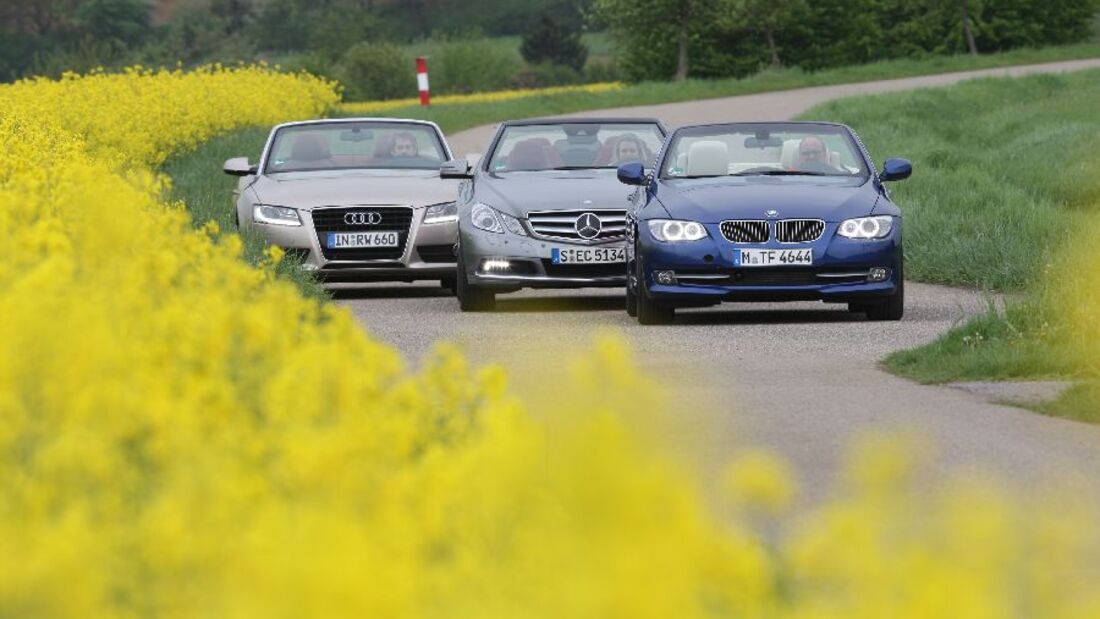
[348,42,1100,134]
[810,70,1100,421]
[161,127,329,299]
[797,69,1100,290]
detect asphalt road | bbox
[339,58,1100,502]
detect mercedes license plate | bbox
[734,248,813,267]
[552,247,626,264]
[327,231,399,249]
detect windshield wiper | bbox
[550,165,599,171]
[732,170,830,176]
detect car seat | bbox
[685,141,729,177]
[289,133,332,162]
[506,139,552,171]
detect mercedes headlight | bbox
[837,216,893,239]
[648,219,708,242]
[470,203,526,236]
[424,202,458,225]
[253,204,301,227]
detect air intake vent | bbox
[720,220,769,244]
[775,219,825,243]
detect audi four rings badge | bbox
[574,212,602,240]
[345,211,382,225]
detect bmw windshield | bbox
[661,123,870,182]
[265,122,447,173]
[486,122,665,172]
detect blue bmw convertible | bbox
[618,121,912,325]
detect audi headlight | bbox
[648,219,708,242]
[424,202,458,225]
[253,204,301,227]
[837,216,894,240]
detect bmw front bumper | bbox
[637,221,902,306]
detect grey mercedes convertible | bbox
[441,117,667,311]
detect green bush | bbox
[513,63,584,88]
[338,42,414,102]
[520,14,588,71]
[430,37,523,94]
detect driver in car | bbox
[795,136,844,174]
[390,132,420,158]
[612,134,648,165]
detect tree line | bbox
[0,0,1096,86]
[595,0,1099,81]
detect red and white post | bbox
[416,57,430,106]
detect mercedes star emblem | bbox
[574,212,602,240]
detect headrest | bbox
[289,133,331,162]
[685,140,729,177]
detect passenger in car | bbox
[794,136,845,174]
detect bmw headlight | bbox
[470,203,526,236]
[253,204,301,227]
[648,219,708,242]
[837,216,894,239]
[424,202,458,225]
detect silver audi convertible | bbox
[224,118,461,286]
[441,117,667,311]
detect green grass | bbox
[397,32,613,66]
[852,70,1100,422]
[352,42,1100,134]
[161,128,329,300]
[799,69,1100,291]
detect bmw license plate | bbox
[552,247,625,264]
[734,248,813,267]
[327,232,399,249]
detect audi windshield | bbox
[265,122,447,173]
[661,123,870,182]
[486,122,665,172]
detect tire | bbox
[866,260,905,321]
[625,267,638,318]
[456,249,495,312]
[635,257,674,325]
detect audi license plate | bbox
[734,248,813,267]
[552,247,626,264]
[327,231,399,249]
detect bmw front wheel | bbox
[635,257,674,325]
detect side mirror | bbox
[223,157,256,176]
[617,162,647,186]
[440,158,472,179]
[880,158,912,182]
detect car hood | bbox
[249,169,457,210]
[475,169,635,216]
[655,177,881,223]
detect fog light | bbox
[300,262,318,271]
[868,267,889,282]
[655,270,677,285]
[481,258,511,272]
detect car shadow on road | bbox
[328,285,454,301]
[673,307,865,325]
[494,295,625,313]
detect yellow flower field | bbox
[1,66,1099,618]
[340,81,624,114]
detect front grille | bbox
[312,206,412,261]
[541,260,627,279]
[416,244,455,263]
[527,209,626,244]
[720,220,769,243]
[775,219,825,243]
